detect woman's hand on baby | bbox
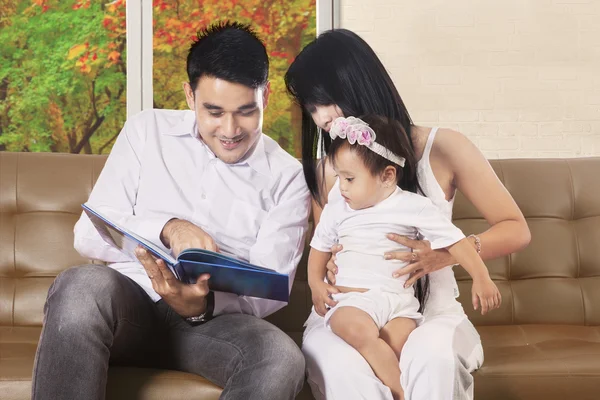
[310,281,340,317]
[385,234,454,287]
[471,277,501,315]
[325,244,343,285]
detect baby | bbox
[308,115,500,400]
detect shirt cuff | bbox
[124,215,173,254]
[213,291,242,316]
[309,237,333,253]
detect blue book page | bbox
[178,249,290,302]
[82,204,178,267]
[178,248,272,271]
[83,204,290,301]
[177,256,290,302]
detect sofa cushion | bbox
[0,327,41,400]
[106,368,222,400]
[474,325,600,400]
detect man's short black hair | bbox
[187,21,269,92]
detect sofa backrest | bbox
[452,158,600,327]
[1,152,599,331]
[1,153,104,327]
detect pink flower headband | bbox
[329,116,406,167]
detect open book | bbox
[82,204,289,302]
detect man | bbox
[32,22,311,400]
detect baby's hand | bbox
[310,281,340,317]
[471,277,501,315]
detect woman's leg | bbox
[380,317,418,357]
[329,307,404,400]
[399,313,483,400]
[303,310,394,400]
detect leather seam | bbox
[565,160,585,325]
[11,279,16,326]
[565,159,575,221]
[11,210,79,216]
[510,280,515,324]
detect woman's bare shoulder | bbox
[430,127,482,164]
[410,125,433,161]
[410,125,473,161]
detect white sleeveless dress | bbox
[416,127,465,318]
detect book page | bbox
[82,204,177,266]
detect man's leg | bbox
[399,313,483,400]
[302,311,394,400]
[161,309,305,400]
[32,265,163,400]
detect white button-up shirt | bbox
[74,109,311,318]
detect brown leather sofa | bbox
[1,152,599,400]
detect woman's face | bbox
[307,104,344,132]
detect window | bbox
[0,0,336,154]
[0,0,127,153]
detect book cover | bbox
[82,204,289,302]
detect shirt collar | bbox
[161,111,270,176]
[163,110,196,137]
[241,134,270,176]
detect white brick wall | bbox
[340,0,600,158]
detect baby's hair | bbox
[328,115,419,190]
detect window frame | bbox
[125,0,339,117]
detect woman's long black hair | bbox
[285,29,430,312]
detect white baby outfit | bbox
[310,186,465,329]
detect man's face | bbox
[184,76,269,164]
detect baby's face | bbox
[333,147,388,210]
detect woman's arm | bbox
[386,129,531,286]
[446,239,489,281]
[437,129,531,261]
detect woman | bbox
[285,29,530,400]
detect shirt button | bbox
[201,193,206,199]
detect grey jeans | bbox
[31,265,305,400]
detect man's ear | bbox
[183,82,195,111]
[381,165,397,187]
[261,81,271,110]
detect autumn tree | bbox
[0,0,315,155]
[0,0,127,153]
